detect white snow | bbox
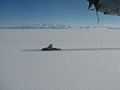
[1,29,120,90]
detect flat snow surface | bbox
[1,29,120,90]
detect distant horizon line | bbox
[0,25,120,30]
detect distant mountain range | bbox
[0,24,120,30]
[0,24,72,29]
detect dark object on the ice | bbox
[41,44,61,51]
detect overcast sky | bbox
[1,0,120,26]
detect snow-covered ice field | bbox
[1,29,120,90]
